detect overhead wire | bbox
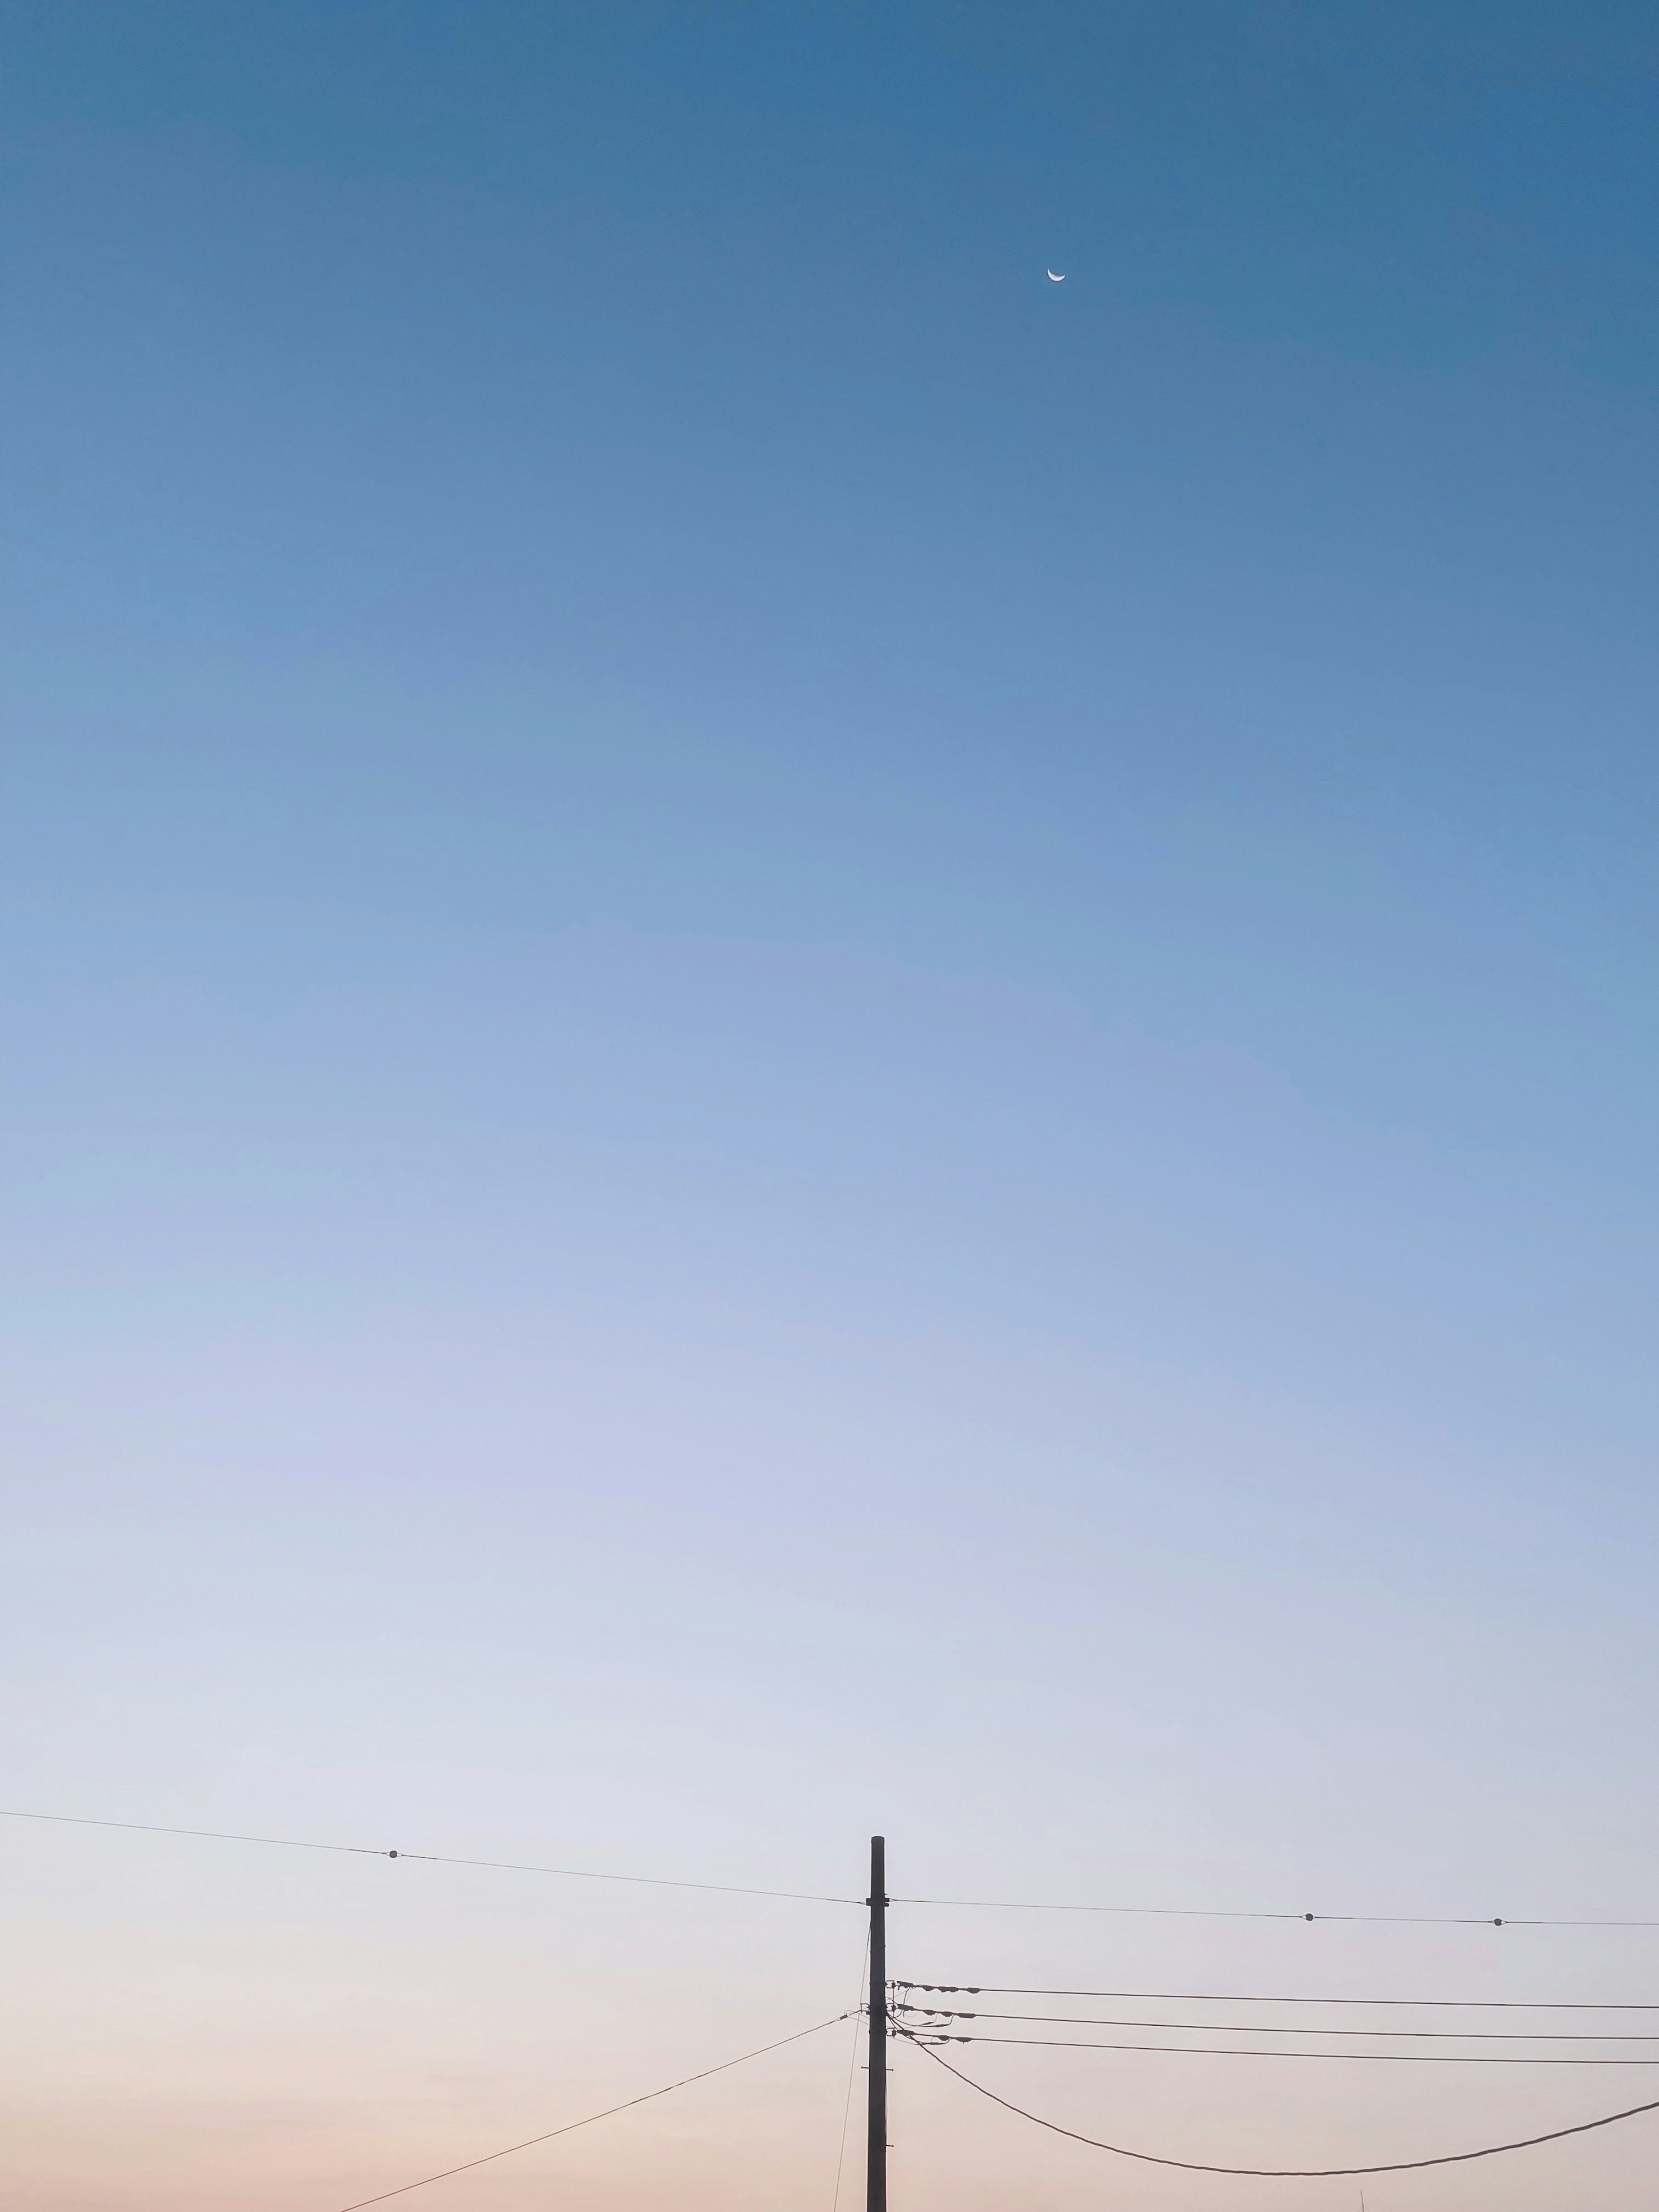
[18,1805,1659,2175]
[894,2004,1659,2042]
[890,1892,1659,1928]
[895,1981,1659,2009]
[334,2012,854,2210]
[901,2028,1659,2065]
[907,2037,1659,2176]
[6,1808,1655,1926]
[0,1809,860,1905]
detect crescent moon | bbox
[1047,269,1065,281]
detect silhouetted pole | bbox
[867,1834,887,2212]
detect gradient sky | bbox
[5,5,1659,2209]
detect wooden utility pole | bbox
[867,1834,887,2212]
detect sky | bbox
[3,3,1659,2207]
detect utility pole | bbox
[867,1834,887,2212]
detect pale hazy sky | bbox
[5,5,1659,2209]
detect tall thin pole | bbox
[867,1834,887,2212]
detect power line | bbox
[7,1809,1654,1929]
[335,2012,854,2210]
[891,1892,1659,1928]
[0,1809,859,1906]
[909,2037,1659,2176]
[896,1981,1659,2009]
[895,2005,1659,2042]
[903,2029,1659,2065]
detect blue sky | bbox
[5,6,1659,2209]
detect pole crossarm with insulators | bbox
[868,1834,887,2212]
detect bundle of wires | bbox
[891,1976,1659,2066]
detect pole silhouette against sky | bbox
[868,1836,887,2212]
